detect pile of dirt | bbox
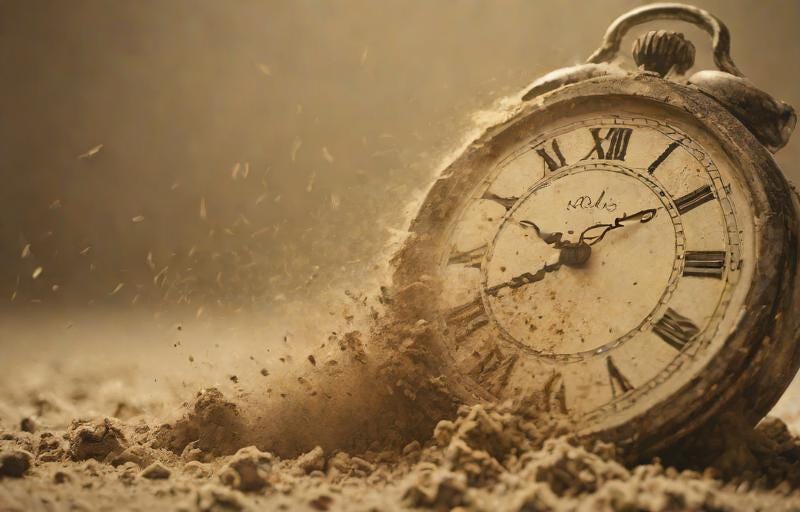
[3,374,800,511]
[2,291,799,510]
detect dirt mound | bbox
[153,388,246,458]
[3,374,800,512]
[1,288,799,510]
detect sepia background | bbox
[0,1,798,414]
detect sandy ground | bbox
[2,307,800,512]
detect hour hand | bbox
[485,260,562,297]
[518,220,564,247]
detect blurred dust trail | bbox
[240,347,417,457]
[199,92,535,458]
[2,88,532,464]
[230,310,464,458]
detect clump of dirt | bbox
[0,449,32,478]
[153,388,246,458]
[68,418,128,462]
[217,446,273,492]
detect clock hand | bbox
[518,220,565,247]
[579,208,658,246]
[517,219,592,267]
[485,260,562,297]
[506,208,655,280]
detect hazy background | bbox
[1,0,798,315]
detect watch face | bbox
[437,110,756,432]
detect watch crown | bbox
[632,30,696,77]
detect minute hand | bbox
[579,208,657,246]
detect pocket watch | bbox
[391,3,800,457]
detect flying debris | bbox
[291,138,302,162]
[31,267,43,279]
[199,197,207,220]
[77,144,104,159]
[257,63,272,76]
[251,227,270,239]
[153,267,168,287]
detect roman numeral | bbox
[482,191,518,211]
[674,185,715,214]
[683,250,726,278]
[647,141,680,174]
[536,139,567,172]
[543,371,567,414]
[467,341,519,396]
[444,297,489,340]
[447,245,487,268]
[653,307,700,350]
[582,127,633,161]
[607,356,633,397]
